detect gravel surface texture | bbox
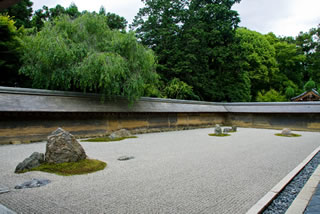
[0,128,319,214]
[263,152,320,214]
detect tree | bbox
[285,86,295,100]
[1,0,33,28]
[0,15,30,87]
[266,33,305,91]
[296,25,320,84]
[99,6,127,31]
[236,28,278,99]
[304,78,316,91]
[19,14,158,102]
[131,0,248,101]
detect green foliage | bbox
[266,33,305,91]
[1,0,33,28]
[304,78,316,91]
[0,15,30,87]
[99,7,127,30]
[236,28,278,98]
[163,78,199,100]
[208,133,231,137]
[285,86,295,99]
[19,14,158,103]
[296,26,320,84]
[275,133,301,137]
[19,159,107,176]
[82,136,137,142]
[31,3,81,31]
[132,0,244,102]
[256,89,286,102]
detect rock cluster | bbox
[15,128,87,172]
[45,128,87,164]
[109,129,132,139]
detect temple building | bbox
[291,89,320,102]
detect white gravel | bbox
[0,127,320,214]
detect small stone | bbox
[15,179,51,189]
[231,125,237,132]
[223,128,232,133]
[109,129,132,139]
[117,156,134,161]
[0,186,10,194]
[281,128,292,136]
[214,124,222,135]
[15,152,45,173]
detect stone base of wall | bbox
[0,112,225,144]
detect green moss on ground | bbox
[208,133,231,137]
[275,133,301,137]
[82,136,137,142]
[19,159,107,176]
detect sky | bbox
[32,0,320,37]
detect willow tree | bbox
[19,13,158,102]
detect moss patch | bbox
[275,133,302,137]
[82,136,137,142]
[19,159,107,176]
[208,133,231,137]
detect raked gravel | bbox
[0,128,320,214]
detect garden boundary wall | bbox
[0,86,320,144]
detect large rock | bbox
[214,124,222,135]
[281,128,292,136]
[45,128,86,164]
[109,129,132,139]
[15,152,44,173]
[231,125,237,132]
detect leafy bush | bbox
[256,89,286,102]
[285,86,295,99]
[163,78,199,100]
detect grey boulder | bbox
[15,178,51,189]
[232,125,237,132]
[45,128,86,164]
[281,128,292,136]
[110,129,132,139]
[214,125,222,135]
[15,152,45,173]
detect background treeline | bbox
[1,0,320,102]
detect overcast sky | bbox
[32,0,320,37]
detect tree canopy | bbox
[19,13,158,102]
[1,1,320,103]
[1,0,33,28]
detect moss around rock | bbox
[82,136,137,142]
[275,133,302,137]
[18,159,107,176]
[208,133,231,137]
